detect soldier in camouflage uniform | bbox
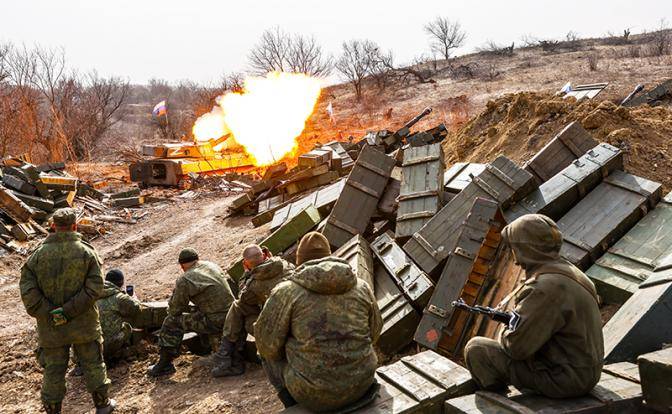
[19,208,115,414]
[97,269,143,361]
[211,244,293,377]
[148,248,235,377]
[255,232,382,411]
[464,214,604,398]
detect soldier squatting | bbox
[20,208,604,413]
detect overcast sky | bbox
[3,0,671,85]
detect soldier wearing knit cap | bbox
[148,248,235,377]
[255,232,382,411]
[464,214,604,398]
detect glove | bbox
[50,307,68,326]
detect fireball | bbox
[192,72,322,166]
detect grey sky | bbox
[3,0,671,85]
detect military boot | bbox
[147,347,177,377]
[42,401,62,414]
[95,399,116,414]
[211,338,244,377]
[277,388,297,408]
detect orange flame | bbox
[192,72,322,166]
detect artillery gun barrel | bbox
[402,107,432,130]
[211,133,232,148]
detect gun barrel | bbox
[403,107,432,130]
[620,84,644,106]
[211,133,232,148]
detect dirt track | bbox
[0,193,282,413]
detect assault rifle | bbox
[451,298,521,331]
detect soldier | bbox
[211,244,293,377]
[148,248,235,377]
[255,232,382,411]
[464,214,604,398]
[97,269,143,361]
[19,208,115,414]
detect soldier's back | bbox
[182,261,234,315]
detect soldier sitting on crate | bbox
[464,214,604,398]
[148,248,235,377]
[211,244,294,377]
[255,232,383,411]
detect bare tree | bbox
[650,19,671,56]
[1,44,129,161]
[335,39,378,100]
[248,27,332,76]
[479,40,515,56]
[286,35,332,76]
[424,17,466,60]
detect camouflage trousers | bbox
[464,337,601,398]
[158,311,225,351]
[103,322,134,360]
[222,300,259,342]
[37,339,111,406]
[261,358,288,393]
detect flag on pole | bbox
[152,100,168,117]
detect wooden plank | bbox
[371,231,434,309]
[334,234,375,291]
[251,194,290,227]
[638,347,672,413]
[523,121,598,184]
[414,198,504,355]
[603,261,672,363]
[443,163,486,195]
[505,143,623,223]
[557,170,662,270]
[323,146,395,249]
[271,179,345,230]
[227,205,321,281]
[444,367,643,414]
[284,171,339,195]
[396,143,444,240]
[40,175,78,192]
[586,192,672,304]
[375,265,420,356]
[404,156,535,276]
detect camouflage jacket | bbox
[239,257,294,310]
[255,257,382,412]
[97,281,143,341]
[20,232,104,347]
[168,260,234,325]
[502,261,604,373]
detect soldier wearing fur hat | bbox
[148,248,235,377]
[255,232,382,411]
[20,208,116,414]
[464,214,604,398]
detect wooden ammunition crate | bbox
[603,259,672,363]
[281,350,475,414]
[443,163,485,198]
[505,143,623,223]
[322,141,355,173]
[523,121,597,184]
[271,179,345,230]
[252,194,289,227]
[557,170,662,270]
[638,347,672,413]
[284,171,339,195]
[3,174,36,195]
[371,231,434,309]
[40,175,78,192]
[445,364,644,414]
[298,148,332,168]
[136,301,168,330]
[334,234,375,291]
[323,145,395,249]
[414,197,504,355]
[404,156,535,276]
[228,205,321,281]
[586,191,672,304]
[374,265,420,356]
[396,143,445,241]
[378,178,401,220]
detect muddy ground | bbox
[0,193,282,413]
